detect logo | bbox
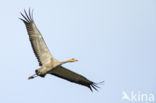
[122,91,155,102]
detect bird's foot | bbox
[28,74,38,80]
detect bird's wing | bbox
[20,9,57,66]
[49,66,103,91]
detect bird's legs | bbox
[61,58,78,65]
[28,74,38,80]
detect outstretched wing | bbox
[49,66,103,91]
[20,9,55,66]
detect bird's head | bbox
[68,58,78,62]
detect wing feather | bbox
[49,66,102,91]
[20,9,57,66]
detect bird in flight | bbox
[19,9,103,91]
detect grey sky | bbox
[0,0,156,103]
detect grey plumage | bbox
[20,9,103,91]
[20,9,59,67]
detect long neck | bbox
[60,60,70,65]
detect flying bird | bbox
[19,9,103,91]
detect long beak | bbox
[28,74,38,80]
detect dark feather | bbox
[49,66,103,91]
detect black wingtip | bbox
[88,85,93,92]
[19,9,34,23]
[89,81,104,92]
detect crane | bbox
[20,9,103,91]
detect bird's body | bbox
[20,9,102,91]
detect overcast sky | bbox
[0,0,156,103]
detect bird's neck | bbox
[61,60,70,65]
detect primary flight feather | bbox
[20,9,103,91]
